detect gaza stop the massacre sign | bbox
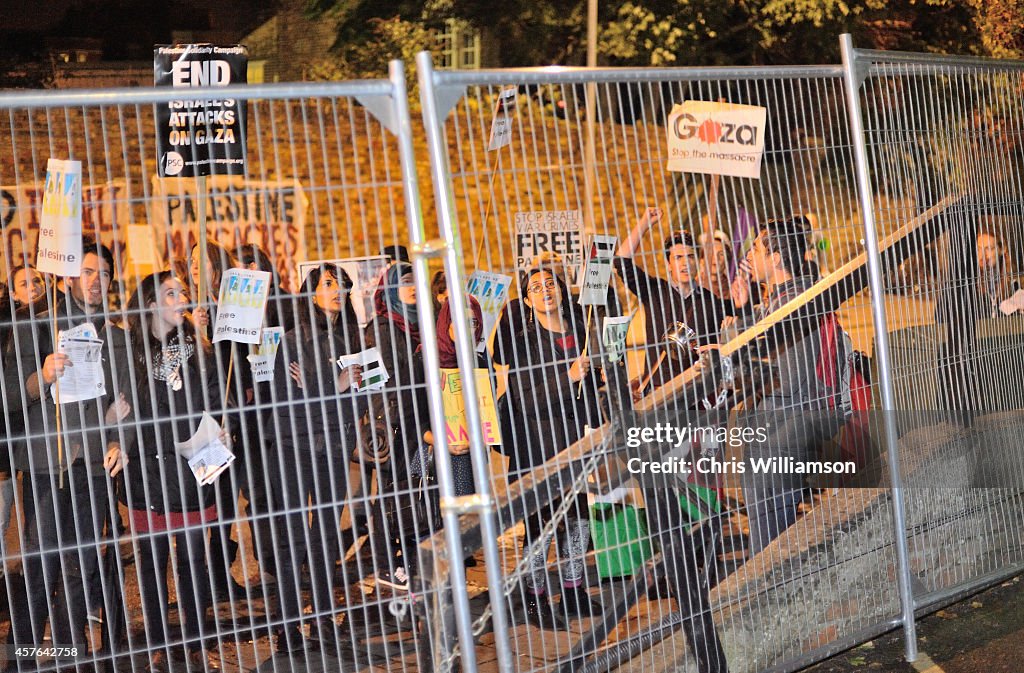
[666,100,767,179]
[154,44,248,177]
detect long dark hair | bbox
[519,266,579,331]
[191,239,238,301]
[126,270,205,370]
[298,263,360,352]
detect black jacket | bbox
[271,307,365,455]
[495,303,604,477]
[3,295,131,476]
[363,314,428,473]
[123,333,223,514]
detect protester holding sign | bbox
[615,207,733,395]
[269,263,364,655]
[363,261,430,591]
[121,269,227,672]
[188,239,250,600]
[235,245,294,580]
[493,261,604,630]
[2,238,131,654]
[435,296,488,497]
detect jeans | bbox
[743,488,803,556]
[11,461,111,648]
[136,526,211,651]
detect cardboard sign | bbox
[488,87,517,151]
[514,210,583,285]
[579,235,617,306]
[36,159,83,277]
[247,326,284,383]
[151,175,308,292]
[441,368,501,447]
[213,269,271,344]
[297,256,390,328]
[666,101,767,179]
[1,181,128,273]
[154,44,248,177]
[466,271,512,353]
[602,315,633,363]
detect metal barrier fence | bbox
[0,63,470,673]
[418,35,1024,673]
[0,35,1020,673]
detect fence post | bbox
[415,50,516,673]
[388,59,482,672]
[839,32,920,662]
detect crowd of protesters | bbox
[0,216,1018,673]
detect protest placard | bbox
[488,87,518,151]
[602,315,634,363]
[247,326,284,383]
[466,270,512,352]
[666,100,767,179]
[36,159,83,277]
[440,368,501,447]
[297,256,390,328]
[151,175,308,291]
[579,235,617,306]
[213,269,271,344]
[2,181,128,272]
[154,44,248,178]
[514,209,583,285]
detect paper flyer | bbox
[52,323,106,404]
[337,347,390,392]
[247,326,285,383]
[174,412,235,485]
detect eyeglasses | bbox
[527,279,557,294]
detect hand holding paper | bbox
[174,412,236,485]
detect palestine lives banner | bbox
[151,176,309,291]
[0,182,129,272]
[154,44,248,178]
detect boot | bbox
[560,585,602,620]
[523,592,568,631]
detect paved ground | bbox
[799,575,1024,673]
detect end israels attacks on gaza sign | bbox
[154,44,248,178]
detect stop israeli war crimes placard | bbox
[36,159,83,277]
[666,101,767,179]
[214,268,271,344]
[154,44,248,178]
[514,210,584,285]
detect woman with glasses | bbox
[270,263,363,655]
[494,262,603,630]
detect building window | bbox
[436,19,480,70]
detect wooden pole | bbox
[704,174,720,286]
[576,305,594,399]
[51,280,64,489]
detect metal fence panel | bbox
[842,38,1024,623]
[417,54,918,673]
[0,72,461,672]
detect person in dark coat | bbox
[269,263,364,654]
[363,262,430,590]
[2,242,131,661]
[494,262,604,630]
[123,269,226,673]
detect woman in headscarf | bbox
[363,261,430,591]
